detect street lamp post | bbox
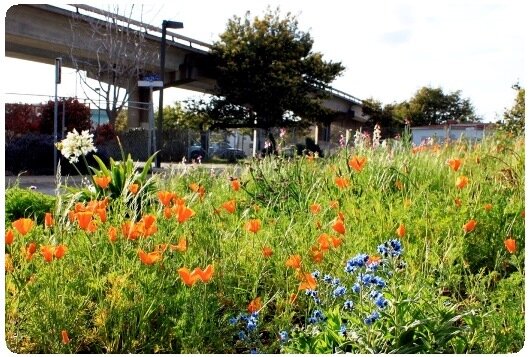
[157,20,183,168]
[53,57,61,176]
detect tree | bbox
[503,83,525,135]
[5,103,41,135]
[361,98,402,134]
[39,98,92,135]
[69,5,159,128]
[396,86,480,126]
[190,8,344,131]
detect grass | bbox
[4,131,525,353]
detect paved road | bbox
[4,162,241,196]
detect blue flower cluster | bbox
[297,240,403,334]
[345,254,369,273]
[377,239,403,257]
[229,312,260,341]
[308,309,327,324]
[305,289,321,305]
[364,311,380,325]
[279,330,289,343]
[332,285,347,298]
[343,299,354,310]
[369,290,389,309]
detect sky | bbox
[2,0,527,122]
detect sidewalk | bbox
[4,162,241,196]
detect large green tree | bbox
[190,8,344,130]
[394,86,480,126]
[502,83,525,135]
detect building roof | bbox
[411,123,494,130]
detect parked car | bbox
[187,141,246,161]
[209,142,246,160]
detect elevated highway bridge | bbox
[5,4,369,129]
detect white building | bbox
[411,123,494,146]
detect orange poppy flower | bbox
[247,297,262,313]
[455,176,469,189]
[285,254,302,269]
[144,223,158,237]
[173,196,186,206]
[61,330,70,345]
[178,267,200,287]
[483,203,493,212]
[330,235,343,248]
[298,273,318,291]
[197,186,206,199]
[520,210,525,218]
[163,207,173,219]
[262,246,273,258]
[309,203,321,214]
[26,242,36,261]
[396,223,406,238]
[245,219,261,234]
[504,238,516,254]
[329,200,339,210]
[12,218,34,236]
[76,211,94,231]
[231,179,240,191]
[170,237,188,252]
[41,245,55,263]
[174,204,195,224]
[44,212,54,228]
[221,199,237,214]
[95,208,107,223]
[317,233,331,251]
[331,219,345,235]
[68,210,76,222]
[54,244,67,260]
[348,156,367,172]
[309,246,324,263]
[94,175,111,189]
[74,202,85,213]
[5,229,14,245]
[454,197,462,207]
[337,211,345,221]
[463,219,477,233]
[121,221,142,240]
[192,264,214,283]
[142,214,157,229]
[138,249,162,265]
[158,191,176,206]
[108,226,118,243]
[128,183,139,195]
[447,158,462,171]
[334,177,349,189]
[189,182,200,192]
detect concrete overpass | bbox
[5,4,369,128]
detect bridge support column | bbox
[127,85,151,128]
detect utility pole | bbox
[53,57,61,176]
